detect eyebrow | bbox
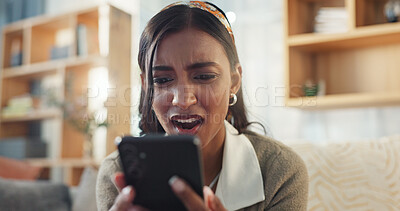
[152,62,219,71]
[187,62,219,70]
[152,65,173,71]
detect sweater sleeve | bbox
[96,151,121,211]
[264,148,309,211]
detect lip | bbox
[170,114,204,135]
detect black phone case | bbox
[118,135,204,211]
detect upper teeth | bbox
[174,118,198,123]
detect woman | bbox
[96,1,308,210]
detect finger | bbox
[211,195,226,211]
[169,176,206,211]
[203,186,226,211]
[203,186,213,209]
[110,186,135,211]
[128,205,151,211]
[113,172,126,192]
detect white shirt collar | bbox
[214,121,265,210]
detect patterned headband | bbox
[162,1,235,42]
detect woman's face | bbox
[148,28,241,148]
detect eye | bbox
[194,74,217,80]
[153,77,174,85]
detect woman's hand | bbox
[169,176,227,211]
[109,173,226,211]
[109,172,149,211]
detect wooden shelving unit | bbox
[0,4,132,186]
[2,55,107,78]
[284,0,400,109]
[0,108,61,123]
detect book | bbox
[1,95,33,118]
[23,0,45,19]
[77,24,88,56]
[77,23,99,56]
[314,7,348,34]
[10,52,23,67]
[0,137,47,159]
[50,45,70,60]
[10,38,22,66]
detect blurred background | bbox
[1,0,400,210]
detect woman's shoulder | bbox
[104,150,120,162]
[242,130,307,175]
[242,130,296,157]
[99,150,122,176]
[242,130,309,210]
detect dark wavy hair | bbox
[138,2,251,135]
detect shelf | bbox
[26,158,101,168]
[2,55,107,79]
[0,109,61,123]
[288,22,400,51]
[285,0,400,109]
[286,92,400,109]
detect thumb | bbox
[203,186,215,209]
[113,172,126,192]
[203,186,227,211]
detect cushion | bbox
[0,178,71,211]
[290,135,400,210]
[72,167,98,211]
[0,156,41,180]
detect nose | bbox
[171,85,197,110]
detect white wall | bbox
[46,0,138,15]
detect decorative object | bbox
[385,0,400,22]
[303,80,319,97]
[62,96,108,158]
[46,75,108,158]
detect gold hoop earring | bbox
[229,93,237,106]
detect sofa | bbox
[1,135,399,211]
[289,134,400,210]
[0,166,98,211]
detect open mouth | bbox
[170,115,203,135]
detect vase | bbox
[385,0,400,22]
[83,134,94,159]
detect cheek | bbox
[198,84,230,117]
[152,90,171,121]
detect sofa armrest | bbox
[0,178,71,211]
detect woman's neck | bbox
[202,128,225,190]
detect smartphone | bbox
[117,135,204,211]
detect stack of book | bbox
[314,7,348,33]
[1,95,34,118]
